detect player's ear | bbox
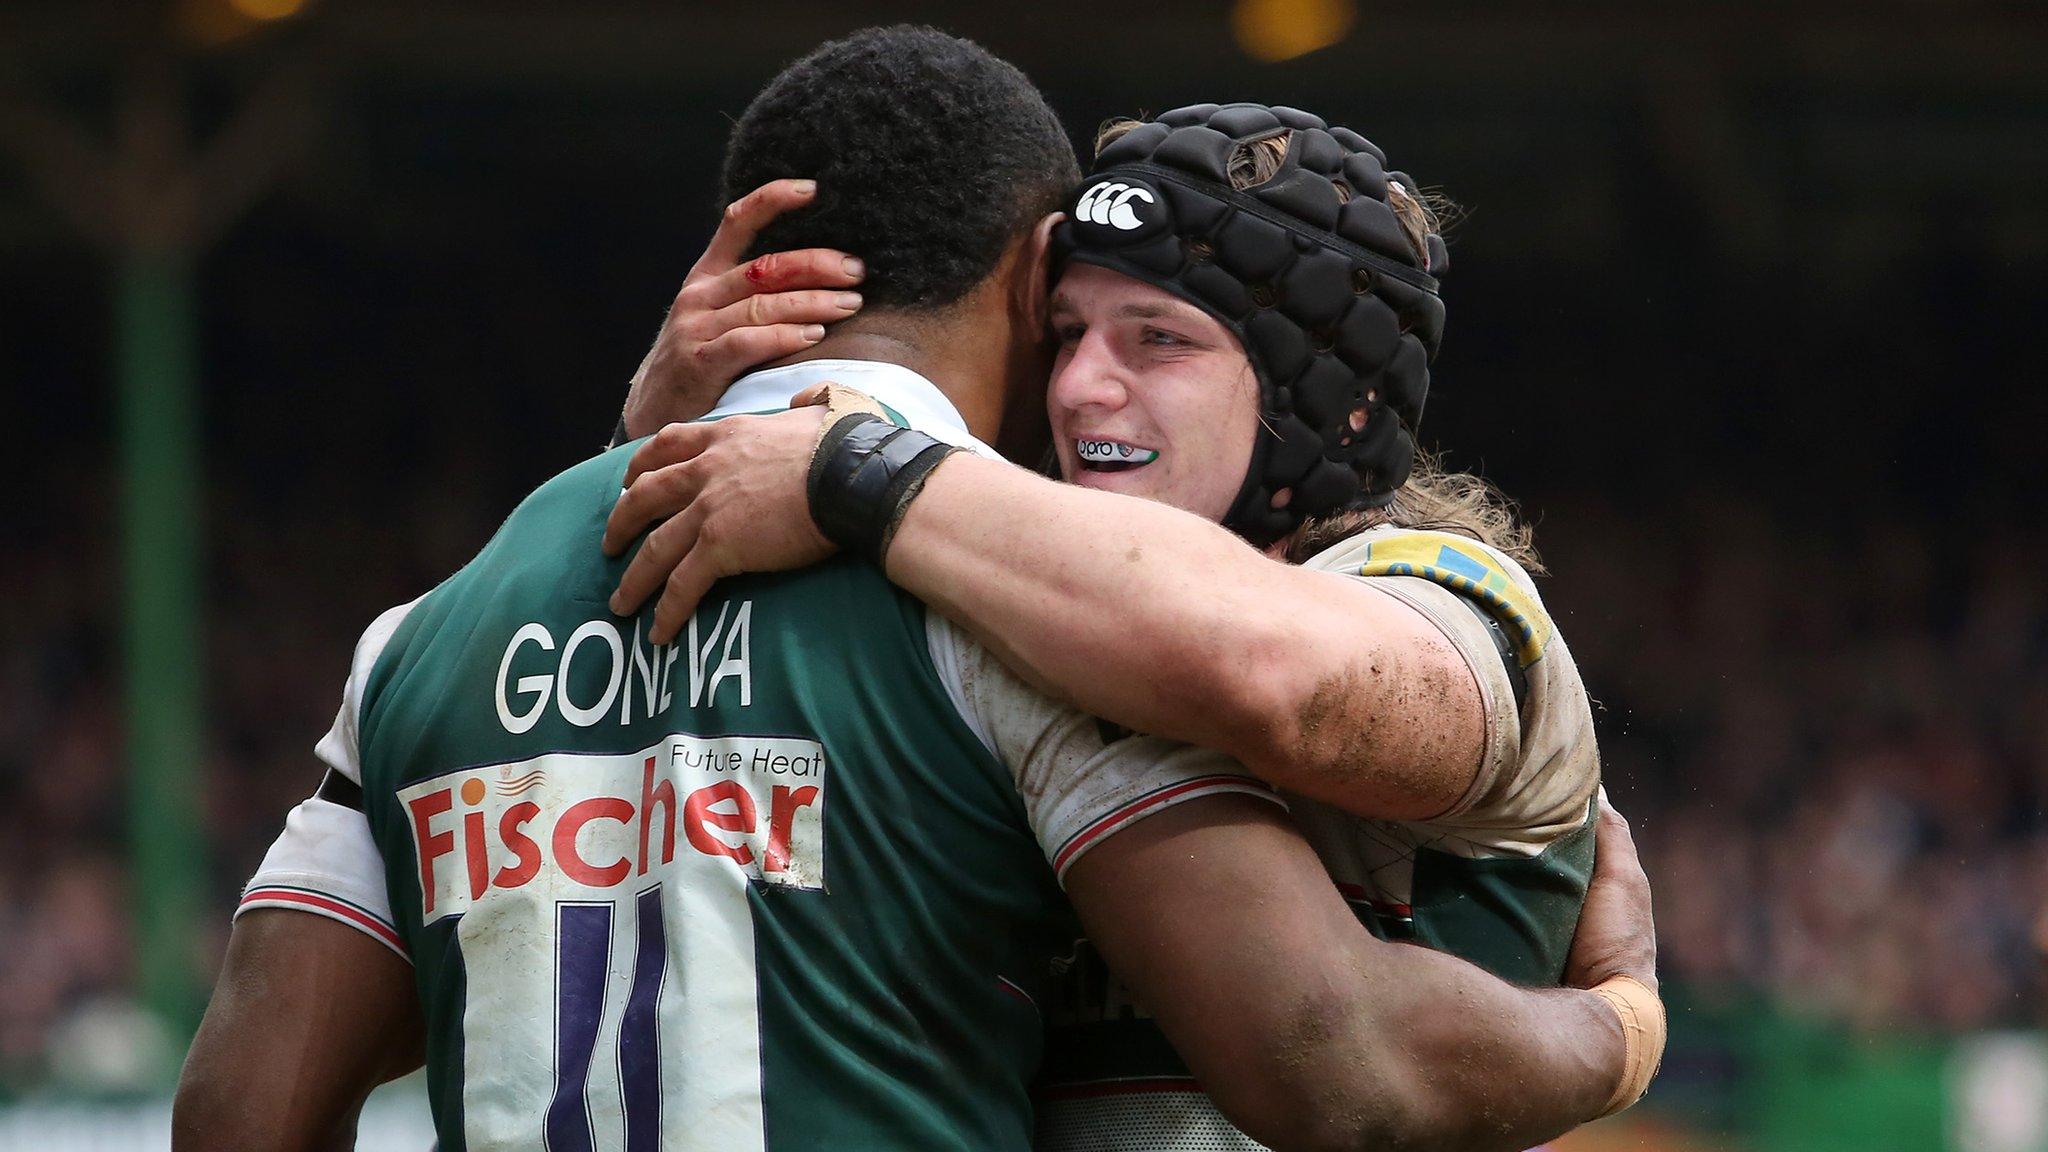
[1014,211,1063,334]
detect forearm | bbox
[1323,940,1624,1152]
[886,455,1476,817]
[1075,797,1626,1152]
[888,455,1296,751]
[1351,798,1669,1151]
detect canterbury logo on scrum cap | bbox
[1074,179,1158,231]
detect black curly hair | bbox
[721,25,1081,311]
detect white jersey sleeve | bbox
[235,599,421,959]
[926,613,1283,883]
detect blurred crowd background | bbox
[3,1,2044,1148]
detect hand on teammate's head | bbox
[619,179,866,440]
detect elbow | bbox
[173,1045,328,1152]
[1200,619,1315,776]
[1201,993,1500,1152]
[1198,998,1446,1152]
[1217,1065,1441,1152]
[172,1066,250,1152]
[1323,1074,1466,1152]
[1257,1074,1530,1152]
[173,1074,355,1152]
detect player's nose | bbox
[1050,332,1131,414]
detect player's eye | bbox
[1142,326,1188,348]
[1054,322,1086,345]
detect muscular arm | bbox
[1069,794,1628,1152]
[606,413,1481,820]
[889,454,1483,819]
[173,909,423,1152]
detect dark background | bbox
[2,1,2045,1143]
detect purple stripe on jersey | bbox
[620,886,667,1152]
[547,902,613,1152]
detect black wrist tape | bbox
[807,413,960,565]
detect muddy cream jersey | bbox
[237,361,1277,1152]
[1036,526,1601,1152]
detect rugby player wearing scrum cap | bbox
[178,29,1652,1150]
[610,101,1661,1150]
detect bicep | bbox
[175,910,422,1152]
[1258,572,1492,820]
[178,763,415,1150]
[1063,793,1398,1144]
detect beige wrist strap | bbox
[1590,974,1665,1118]
[809,382,886,422]
[800,382,889,458]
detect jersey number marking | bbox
[547,887,667,1152]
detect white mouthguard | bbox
[1077,439,1159,465]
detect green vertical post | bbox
[117,251,206,1037]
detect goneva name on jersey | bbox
[400,733,828,925]
[494,602,755,736]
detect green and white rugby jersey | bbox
[240,361,1278,1152]
[1035,527,1601,1152]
